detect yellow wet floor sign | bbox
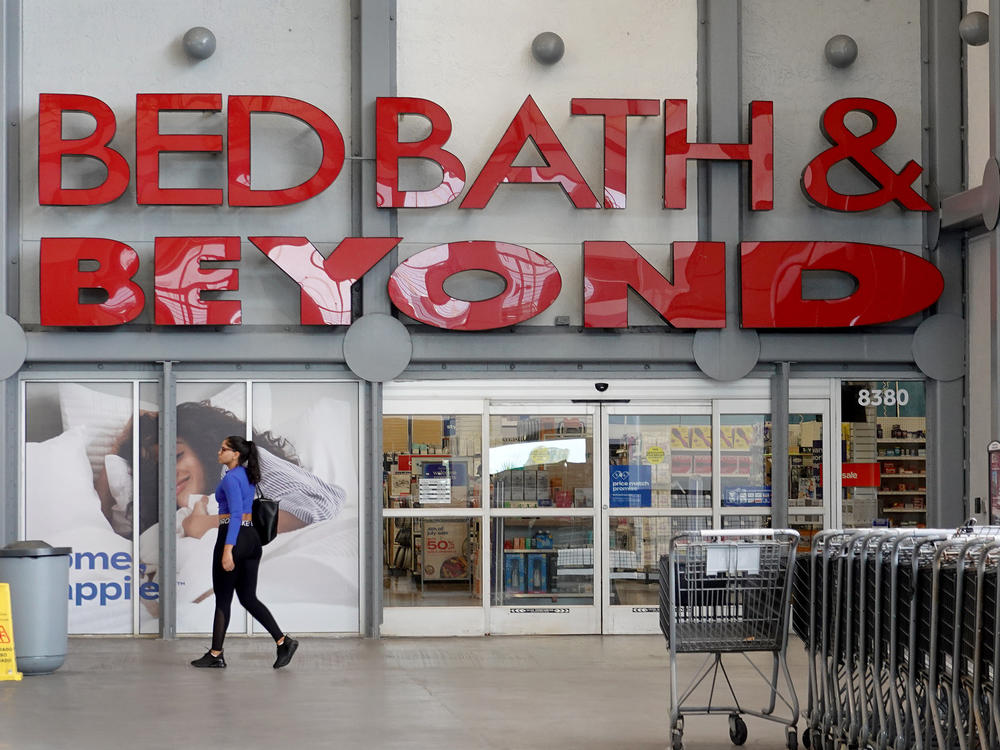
[0,582,21,680]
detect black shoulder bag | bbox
[252,487,280,545]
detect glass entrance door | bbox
[600,398,831,634]
[488,404,600,634]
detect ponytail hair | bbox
[225,435,261,485]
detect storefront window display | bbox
[489,414,593,509]
[382,413,482,606]
[491,516,594,606]
[24,379,361,635]
[383,414,482,508]
[383,517,480,607]
[841,380,926,528]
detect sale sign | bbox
[842,463,880,487]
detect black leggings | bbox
[211,522,283,651]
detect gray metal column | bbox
[988,0,1000,479]
[158,361,177,639]
[771,363,789,528]
[0,0,20,545]
[355,0,396,636]
[365,381,383,638]
[925,0,967,526]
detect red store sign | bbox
[35,93,941,330]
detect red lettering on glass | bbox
[570,99,659,209]
[375,97,467,208]
[664,99,773,210]
[251,236,402,324]
[38,94,130,205]
[460,96,600,209]
[801,98,932,212]
[135,93,223,205]
[154,237,241,325]
[740,241,943,327]
[583,241,725,328]
[387,241,562,330]
[228,96,345,207]
[39,238,144,325]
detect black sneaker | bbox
[273,635,299,669]
[191,650,226,668]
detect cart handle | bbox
[698,529,797,538]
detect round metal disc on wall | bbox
[912,313,964,382]
[343,313,412,382]
[693,329,760,381]
[0,315,27,380]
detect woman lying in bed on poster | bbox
[94,401,346,540]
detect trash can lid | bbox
[0,540,72,557]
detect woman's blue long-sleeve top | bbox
[215,465,254,546]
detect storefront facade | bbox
[0,0,982,637]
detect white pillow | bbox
[25,427,110,535]
[58,383,157,482]
[25,427,133,635]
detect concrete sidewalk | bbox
[0,635,810,750]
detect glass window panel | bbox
[491,517,593,605]
[175,382,248,634]
[721,514,772,529]
[789,413,823,509]
[720,414,772,510]
[608,515,710,606]
[790,513,824,553]
[489,414,593,508]
[608,415,712,509]
[383,414,482,508]
[250,382,360,634]
[841,380,926,528]
[383,517,480,607]
[24,381,136,634]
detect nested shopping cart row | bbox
[792,525,1000,750]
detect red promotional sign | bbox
[842,463,880,487]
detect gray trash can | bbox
[0,541,71,674]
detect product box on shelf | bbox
[670,426,691,449]
[691,426,712,450]
[504,553,526,593]
[526,553,548,593]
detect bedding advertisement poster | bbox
[24,380,360,635]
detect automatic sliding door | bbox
[602,408,712,633]
[488,407,599,634]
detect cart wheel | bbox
[786,727,798,750]
[670,728,684,750]
[729,714,748,745]
[801,728,811,749]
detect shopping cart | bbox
[660,529,800,750]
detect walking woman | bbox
[191,436,299,669]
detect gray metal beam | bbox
[158,361,177,639]
[24,328,924,364]
[771,362,789,528]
